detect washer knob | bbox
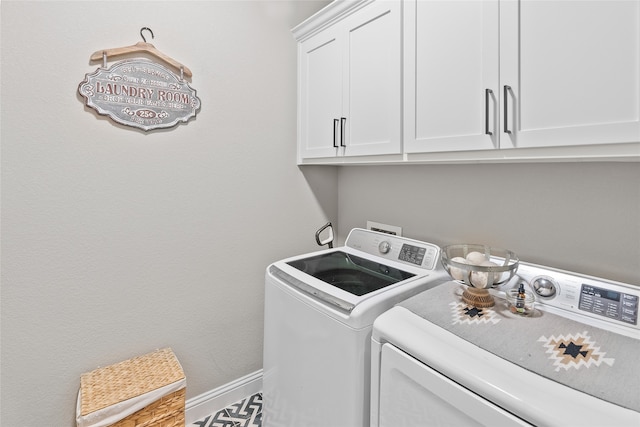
[532,276,557,298]
[378,241,391,254]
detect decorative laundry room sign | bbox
[79,28,201,131]
[79,59,201,131]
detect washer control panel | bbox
[345,228,440,270]
[510,262,640,331]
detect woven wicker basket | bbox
[78,348,186,427]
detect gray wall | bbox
[0,1,333,426]
[337,163,640,285]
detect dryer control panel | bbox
[507,262,640,335]
[578,284,638,326]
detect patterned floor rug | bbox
[191,393,262,427]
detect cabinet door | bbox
[342,0,402,156]
[500,0,640,149]
[404,0,499,153]
[298,27,343,159]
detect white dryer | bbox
[371,261,640,426]
[263,228,449,427]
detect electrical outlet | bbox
[366,221,402,236]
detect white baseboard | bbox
[185,369,263,425]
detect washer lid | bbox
[271,250,418,314]
[286,251,415,296]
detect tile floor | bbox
[191,392,262,427]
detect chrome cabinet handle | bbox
[503,85,512,134]
[340,117,347,147]
[333,119,339,148]
[485,89,493,136]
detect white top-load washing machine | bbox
[263,228,449,427]
[371,261,640,426]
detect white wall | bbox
[0,1,334,426]
[337,163,640,285]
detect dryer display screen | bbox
[579,284,639,325]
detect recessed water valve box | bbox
[366,221,402,236]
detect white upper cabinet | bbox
[294,0,640,163]
[298,25,343,159]
[407,0,640,154]
[404,0,500,153]
[500,0,640,149]
[295,0,402,162]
